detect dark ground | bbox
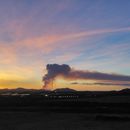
[0,89,130,130]
[0,112,130,130]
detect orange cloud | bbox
[0,43,17,64]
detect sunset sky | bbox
[0,0,130,90]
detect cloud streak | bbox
[60,27,130,41]
[31,27,130,46]
[71,82,130,87]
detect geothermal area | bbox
[0,64,130,130]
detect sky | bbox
[0,0,130,90]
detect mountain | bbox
[118,88,130,94]
[0,88,38,94]
[54,88,76,93]
[0,87,130,95]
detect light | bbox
[45,94,48,97]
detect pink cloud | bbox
[0,44,17,64]
[1,26,130,65]
[13,26,130,52]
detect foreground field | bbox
[0,112,130,130]
[0,89,130,129]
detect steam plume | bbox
[43,64,71,89]
[43,64,130,89]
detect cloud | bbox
[58,27,130,41]
[55,26,129,40]
[69,70,130,81]
[1,26,130,59]
[0,44,17,64]
[71,82,130,87]
[12,26,130,51]
[43,64,130,89]
[49,53,81,63]
[43,64,71,88]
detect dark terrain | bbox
[0,88,130,130]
